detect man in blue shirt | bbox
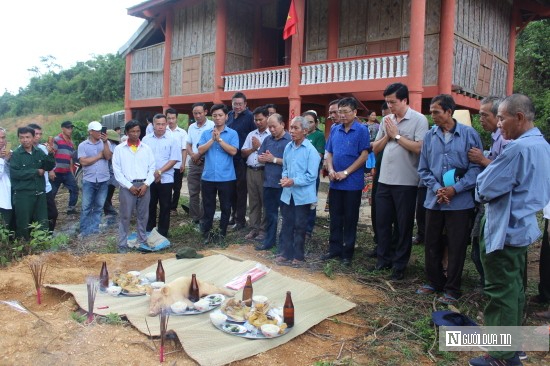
[198,104,239,243]
[417,94,482,304]
[226,92,256,230]
[469,94,550,366]
[276,116,320,266]
[255,113,291,251]
[323,97,370,266]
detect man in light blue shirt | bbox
[417,94,482,304]
[142,114,180,237]
[198,104,239,243]
[469,94,550,366]
[276,116,320,266]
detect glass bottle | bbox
[99,261,109,292]
[242,275,253,307]
[283,291,294,328]
[189,274,200,302]
[156,259,165,282]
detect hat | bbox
[175,247,204,259]
[61,121,74,128]
[88,121,102,131]
[106,129,120,142]
[442,168,467,187]
[432,310,478,327]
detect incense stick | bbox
[159,308,170,362]
[28,259,47,305]
[86,276,99,324]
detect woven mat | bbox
[47,254,356,366]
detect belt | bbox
[132,179,146,183]
[247,166,264,171]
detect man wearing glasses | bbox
[322,97,370,266]
[371,83,429,280]
[226,92,256,231]
[50,121,79,215]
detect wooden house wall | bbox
[225,0,254,73]
[305,0,328,62]
[170,0,216,95]
[130,43,165,100]
[453,0,510,96]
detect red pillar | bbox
[213,0,227,104]
[327,0,339,60]
[162,11,174,111]
[506,1,520,95]
[288,0,306,121]
[408,0,426,111]
[438,0,455,95]
[124,53,132,121]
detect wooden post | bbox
[288,0,306,122]
[438,0,454,95]
[213,0,227,104]
[124,53,132,121]
[408,0,426,111]
[162,11,174,110]
[327,0,339,60]
[506,1,520,95]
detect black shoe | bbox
[342,258,352,267]
[230,223,246,231]
[67,209,78,215]
[412,236,423,245]
[321,253,340,261]
[180,204,190,214]
[228,217,235,226]
[390,269,405,281]
[367,249,377,258]
[255,245,274,251]
[529,294,548,304]
[367,264,392,272]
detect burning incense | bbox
[28,259,47,305]
[159,308,170,362]
[86,276,99,324]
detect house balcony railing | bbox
[223,66,291,91]
[300,52,408,85]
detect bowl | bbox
[106,286,122,296]
[170,301,188,314]
[127,271,140,277]
[252,295,268,306]
[194,299,210,312]
[261,324,280,338]
[210,312,227,326]
[150,281,165,289]
[144,272,157,282]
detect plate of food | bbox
[204,294,225,307]
[113,272,147,296]
[219,298,250,323]
[221,323,247,334]
[170,294,226,316]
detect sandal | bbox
[274,256,290,264]
[416,285,436,295]
[291,259,306,268]
[534,310,550,320]
[437,293,458,305]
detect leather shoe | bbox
[231,223,246,231]
[341,258,352,267]
[228,217,235,226]
[321,253,340,261]
[255,244,273,251]
[412,236,423,245]
[390,269,405,280]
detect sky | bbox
[0,1,145,94]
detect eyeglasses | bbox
[232,102,245,107]
[338,110,354,115]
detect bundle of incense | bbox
[86,276,99,324]
[159,308,170,362]
[28,259,47,305]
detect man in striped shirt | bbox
[50,121,79,215]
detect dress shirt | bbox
[199,127,239,182]
[259,132,291,188]
[476,128,550,253]
[242,129,271,167]
[78,139,110,183]
[488,128,509,161]
[0,157,11,209]
[280,139,320,205]
[168,126,187,169]
[142,132,181,184]
[37,144,52,193]
[113,141,156,189]
[418,120,482,210]
[187,119,215,153]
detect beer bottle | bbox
[283,291,294,328]
[189,274,200,302]
[156,259,165,282]
[242,275,253,307]
[99,261,109,292]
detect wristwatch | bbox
[395,134,401,141]
[344,170,349,176]
[218,138,223,142]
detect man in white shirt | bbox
[186,103,214,224]
[0,127,11,228]
[165,108,188,214]
[113,120,156,253]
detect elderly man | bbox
[0,127,12,228]
[467,96,509,286]
[372,83,429,280]
[275,116,320,267]
[50,120,78,214]
[417,94,482,304]
[226,92,256,230]
[10,127,55,239]
[186,103,215,224]
[469,94,550,366]
[143,114,180,238]
[77,121,112,236]
[113,120,156,253]
[198,104,239,243]
[255,114,291,251]
[241,106,271,240]
[165,108,188,213]
[323,97,370,266]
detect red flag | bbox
[283,0,297,40]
